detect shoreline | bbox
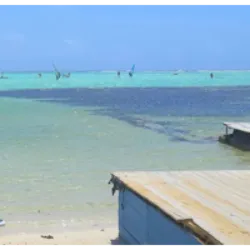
[0,227,119,245]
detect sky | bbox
[0,5,250,71]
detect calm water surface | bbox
[1,71,250,234]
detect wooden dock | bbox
[109,170,250,245]
[219,122,250,150]
[223,122,250,134]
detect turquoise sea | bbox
[1,71,250,90]
[1,71,250,235]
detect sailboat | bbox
[52,63,61,80]
[128,64,135,77]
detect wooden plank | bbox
[223,122,250,134]
[111,170,250,245]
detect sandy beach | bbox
[0,228,119,245]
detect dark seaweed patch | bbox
[1,86,249,144]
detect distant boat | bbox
[128,64,135,77]
[63,72,71,78]
[173,69,183,75]
[52,63,61,80]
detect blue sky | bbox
[0,5,249,71]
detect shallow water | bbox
[1,72,250,234]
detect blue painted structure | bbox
[118,188,201,245]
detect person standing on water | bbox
[210,73,214,79]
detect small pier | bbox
[223,122,250,135]
[109,170,250,245]
[219,122,250,150]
